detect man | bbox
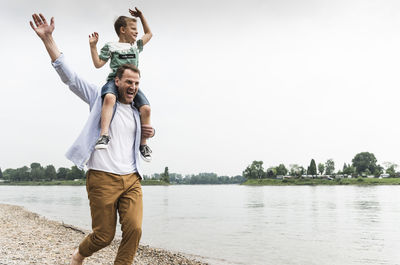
[30,13,155,265]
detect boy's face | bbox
[121,20,138,43]
[115,69,140,104]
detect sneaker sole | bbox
[141,155,152,162]
[95,144,108,150]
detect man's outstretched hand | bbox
[30,13,54,40]
[29,13,60,62]
[141,124,155,139]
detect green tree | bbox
[30,162,41,170]
[383,162,398,177]
[325,159,335,175]
[17,166,30,181]
[308,159,317,176]
[342,163,347,173]
[243,161,266,179]
[3,167,30,182]
[168,173,183,184]
[275,164,288,176]
[5,168,16,181]
[352,152,379,176]
[161,167,170,183]
[66,166,85,180]
[152,173,161,180]
[44,165,56,181]
[232,175,246,183]
[343,165,356,176]
[299,166,306,176]
[374,165,384,177]
[2,168,13,181]
[57,167,70,180]
[30,163,44,181]
[318,163,325,175]
[289,164,305,177]
[266,167,277,178]
[0,167,3,179]
[386,166,396,177]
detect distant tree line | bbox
[144,167,246,184]
[243,152,399,179]
[1,164,244,184]
[0,163,86,182]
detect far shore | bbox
[0,204,207,265]
[0,179,169,186]
[2,177,400,186]
[243,177,400,186]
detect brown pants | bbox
[79,170,143,265]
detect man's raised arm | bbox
[30,13,99,106]
[30,14,61,62]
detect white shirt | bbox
[87,102,137,175]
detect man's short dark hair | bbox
[114,16,137,36]
[115,64,141,79]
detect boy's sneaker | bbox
[140,145,152,162]
[95,135,111,150]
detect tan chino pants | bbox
[79,169,143,265]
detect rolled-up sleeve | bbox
[52,54,99,107]
[99,43,111,62]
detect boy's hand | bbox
[129,7,143,18]
[89,32,99,47]
[30,13,55,40]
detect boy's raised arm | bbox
[89,32,107,68]
[129,7,153,46]
[30,13,61,62]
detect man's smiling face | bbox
[115,69,140,104]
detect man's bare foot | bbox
[70,248,85,265]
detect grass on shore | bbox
[0,179,169,186]
[3,178,400,186]
[243,177,400,186]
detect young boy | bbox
[89,7,153,162]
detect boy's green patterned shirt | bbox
[99,40,143,81]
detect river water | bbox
[0,185,399,265]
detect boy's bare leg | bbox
[100,94,117,136]
[139,105,151,145]
[95,93,116,149]
[139,105,152,162]
[70,248,85,265]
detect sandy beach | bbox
[0,204,208,265]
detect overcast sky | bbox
[1,0,400,176]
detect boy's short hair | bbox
[116,64,141,79]
[114,16,137,36]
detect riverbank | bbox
[0,204,207,265]
[243,177,400,186]
[0,179,169,186]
